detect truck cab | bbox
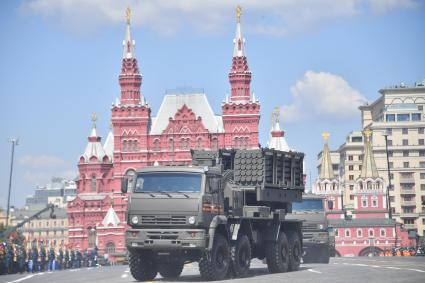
[288,194,331,263]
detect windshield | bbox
[134,172,202,193]
[292,199,324,211]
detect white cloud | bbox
[282,71,367,122]
[19,154,65,168]
[19,0,418,36]
[18,155,77,185]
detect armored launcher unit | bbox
[124,148,305,281]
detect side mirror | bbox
[209,177,221,193]
[121,177,129,193]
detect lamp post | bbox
[382,131,393,219]
[6,138,19,227]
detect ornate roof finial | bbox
[322,131,330,142]
[363,128,372,142]
[236,5,242,23]
[91,112,97,128]
[125,7,131,24]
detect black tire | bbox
[158,261,184,279]
[265,231,290,273]
[199,234,231,281]
[129,250,157,281]
[287,231,302,271]
[231,235,251,278]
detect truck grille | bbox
[141,215,186,225]
[302,223,318,231]
[146,231,179,240]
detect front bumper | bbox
[302,231,329,245]
[126,228,207,250]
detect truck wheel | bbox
[129,250,157,281]
[287,231,302,271]
[265,231,289,273]
[199,234,230,281]
[158,261,184,279]
[231,235,251,278]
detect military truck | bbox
[288,194,331,263]
[123,148,305,281]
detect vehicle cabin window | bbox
[292,199,324,211]
[134,172,202,193]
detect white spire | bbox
[80,113,109,162]
[103,124,114,161]
[123,7,136,59]
[102,206,121,227]
[233,5,245,57]
[319,132,335,180]
[360,129,379,178]
[268,107,290,151]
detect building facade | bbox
[67,10,261,255]
[314,130,410,256]
[10,207,69,249]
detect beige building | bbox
[316,81,425,237]
[10,207,68,248]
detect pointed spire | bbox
[319,132,335,179]
[81,113,108,162]
[233,5,245,58]
[101,206,121,227]
[360,129,379,178]
[123,7,135,59]
[103,121,114,161]
[268,107,290,151]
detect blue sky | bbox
[1,0,424,208]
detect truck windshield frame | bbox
[292,199,324,211]
[133,172,202,193]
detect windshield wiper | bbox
[158,191,172,198]
[175,191,190,198]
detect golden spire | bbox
[125,6,131,24]
[322,131,330,142]
[236,5,242,23]
[91,112,97,128]
[363,128,372,142]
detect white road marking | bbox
[407,269,425,273]
[385,267,401,270]
[121,273,129,278]
[307,269,322,274]
[124,270,130,273]
[6,275,35,283]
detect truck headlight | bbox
[131,216,139,224]
[188,216,196,225]
[318,224,324,230]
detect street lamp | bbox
[382,131,393,219]
[6,138,19,227]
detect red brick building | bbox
[67,11,260,255]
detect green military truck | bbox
[123,149,305,281]
[289,194,331,263]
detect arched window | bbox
[88,227,97,248]
[169,138,174,152]
[368,229,374,237]
[105,242,115,254]
[91,176,97,192]
[153,139,160,151]
[233,137,239,148]
[126,169,136,191]
[132,140,138,151]
[181,138,189,150]
[372,196,378,208]
[357,229,363,237]
[361,196,368,208]
[367,181,372,190]
[212,137,218,150]
[345,229,350,237]
[197,137,203,149]
[380,229,386,237]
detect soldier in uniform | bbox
[57,243,64,270]
[39,241,46,272]
[32,241,39,272]
[64,246,69,269]
[76,248,82,268]
[17,245,26,273]
[27,248,33,273]
[0,243,6,275]
[5,241,12,274]
[48,242,55,271]
[70,248,75,269]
